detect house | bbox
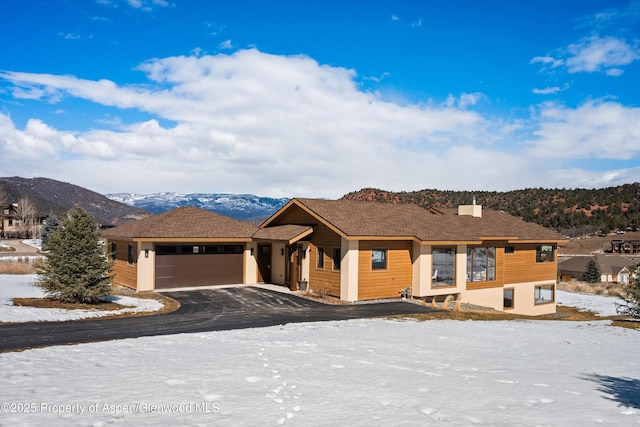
[0,203,48,239]
[102,199,566,316]
[558,254,636,284]
[611,239,640,254]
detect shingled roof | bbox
[282,198,564,242]
[101,206,257,240]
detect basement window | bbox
[503,288,514,309]
[535,285,555,304]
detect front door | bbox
[257,244,271,283]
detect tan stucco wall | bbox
[508,280,557,316]
[244,242,258,284]
[271,242,286,286]
[136,242,155,291]
[300,242,310,283]
[412,244,466,298]
[340,238,359,301]
[460,287,503,311]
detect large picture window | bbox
[536,245,555,263]
[466,247,496,282]
[371,249,387,270]
[432,248,455,286]
[535,285,554,304]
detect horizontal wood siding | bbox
[504,243,558,284]
[358,240,412,300]
[309,223,342,297]
[110,240,137,289]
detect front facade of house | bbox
[102,199,565,316]
[0,203,47,239]
[558,253,636,284]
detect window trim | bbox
[503,288,514,310]
[371,248,388,271]
[534,285,555,305]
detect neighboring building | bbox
[558,253,636,284]
[103,199,566,316]
[611,239,640,254]
[0,203,47,239]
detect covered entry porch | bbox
[253,225,314,291]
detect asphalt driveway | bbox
[0,287,440,352]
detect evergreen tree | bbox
[583,260,601,284]
[617,263,640,319]
[40,215,60,246]
[35,205,111,303]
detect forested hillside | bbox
[342,183,640,234]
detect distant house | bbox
[558,253,636,284]
[103,199,566,316]
[611,239,640,254]
[0,203,47,239]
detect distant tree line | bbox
[341,183,640,233]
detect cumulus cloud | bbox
[566,35,639,74]
[1,49,638,196]
[527,100,640,160]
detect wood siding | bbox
[358,240,412,300]
[503,243,558,284]
[110,240,137,289]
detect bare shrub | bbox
[312,282,332,299]
[0,261,34,274]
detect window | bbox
[371,249,387,270]
[536,245,555,263]
[466,247,496,282]
[535,285,554,304]
[503,288,514,309]
[127,244,134,265]
[110,242,117,261]
[432,248,455,286]
[505,246,515,254]
[332,248,341,270]
[156,245,243,255]
[317,247,325,269]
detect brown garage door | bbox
[155,244,244,289]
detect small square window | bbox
[505,246,515,254]
[536,245,555,263]
[503,288,514,309]
[372,249,387,270]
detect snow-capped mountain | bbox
[106,192,289,222]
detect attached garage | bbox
[102,207,259,291]
[155,244,244,289]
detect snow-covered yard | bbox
[0,275,639,426]
[0,275,163,323]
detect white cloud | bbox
[391,15,400,21]
[530,55,564,68]
[218,39,233,50]
[532,84,569,95]
[527,100,640,160]
[412,17,423,28]
[0,50,638,196]
[566,35,639,74]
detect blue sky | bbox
[1,0,639,198]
